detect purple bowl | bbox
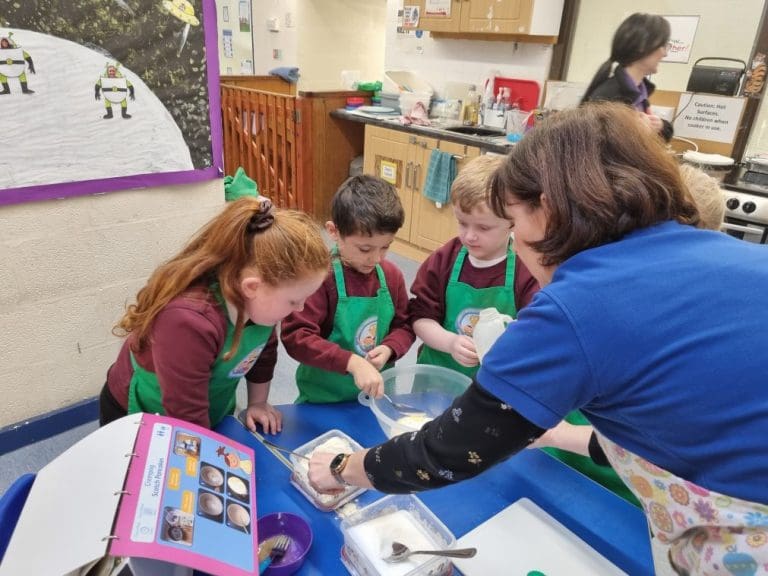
[257,512,313,575]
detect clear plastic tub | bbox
[340,494,455,576]
[358,365,472,439]
[289,429,367,512]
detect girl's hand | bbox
[347,355,384,398]
[308,451,346,494]
[244,402,282,435]
[450,334,479,367]
[365,345,393,370]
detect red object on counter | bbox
[492,77,540,112]
[346,97,365,108]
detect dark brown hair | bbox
[331,175,405,236]
[489,102,699,266]
[115,198,329,358]
[582,13,671,103]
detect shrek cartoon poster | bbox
[0,0,222,206]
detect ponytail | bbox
[581,60,614,104]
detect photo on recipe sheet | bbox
[110,414,258,576]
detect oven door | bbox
[722,217,768,243]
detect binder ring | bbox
[113,489,131,496]
[125,452,138,458]
[102,535,119,541]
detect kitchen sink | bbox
[443,125,506,137]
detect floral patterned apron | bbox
[595,431,768,575]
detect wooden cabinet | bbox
[412,0,563,41]
[363,125,480,260]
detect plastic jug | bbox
[473,307,513,362]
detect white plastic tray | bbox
[452,498,627,575]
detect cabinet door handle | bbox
[405,161,413,189]
[413,164,421,192]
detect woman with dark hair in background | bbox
[581,12,673,141]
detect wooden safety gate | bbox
[221,85,302,210]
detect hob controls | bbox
[726,198,740,210]
[743,201,757,214]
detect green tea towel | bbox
[224,167,259,202]
[423,149,456,207]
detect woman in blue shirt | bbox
[309,103,768,575]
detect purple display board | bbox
[0,0,223,206]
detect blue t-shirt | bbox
[478,221,768,503]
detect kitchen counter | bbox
[331,109,514,154]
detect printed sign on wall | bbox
[673,93,746,144]
[0,0,223,207]
[663,15,699,64]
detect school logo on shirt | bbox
[229,344,266,378]
[455,308,481,337]
[354,316,378,356]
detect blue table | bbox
[215,402,654,575]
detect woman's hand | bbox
[450,334,479,367]
[347,354,384,398]
[243,402,282,435]
[366,344,393,370]
[307,451,346,494]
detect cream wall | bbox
[567,1,762,90]
[384,0,554,100]
[297,0,387,90]
[248,0,386,90]
[0,183,223,427]
[252,0,300,76]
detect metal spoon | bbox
[260,437,309,461]
[382,540,477,563]
[380,393,424,414]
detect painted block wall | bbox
[0,182,223,427]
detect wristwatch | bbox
[330,453,351,486]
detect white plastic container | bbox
[473,307,513,363]
[289,429,367,511]
[340,494,455,576]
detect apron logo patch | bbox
[455,308,481,337]
[354,316,378,356]
[229,344,266,378]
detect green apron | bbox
[295,255,395,403]
[127,285,274,428]
[418,245,518,379]
[543,411,640,506]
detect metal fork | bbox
[258,534,292,572]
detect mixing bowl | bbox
[257,512,313,575]
[359,365,472,439]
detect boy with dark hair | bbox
[281,175,415,403]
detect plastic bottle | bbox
[462,85,479,126]
[473,307,514,362]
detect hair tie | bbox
[246,198,275,233]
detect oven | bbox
[720,162,768,244]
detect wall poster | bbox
[663,15,699,64]
[0,0,223,207]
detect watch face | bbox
[330,453,346,472]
